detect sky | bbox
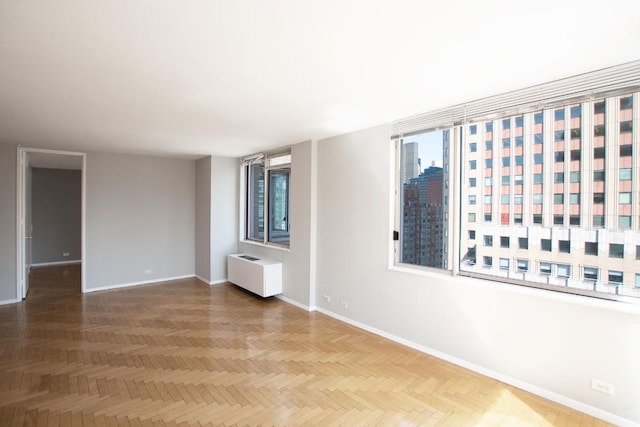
[404,130,444,170]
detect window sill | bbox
[240,239,290,253]
[387,264,640,315]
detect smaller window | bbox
[620,121,632,133]
[584,267,598,282]
[570,171,580,183]
[554,130,564,142]
[559,240,570,253]
[468,230,476,240]
[569,193,580,204]
[469,125,477,135]
[517,259,528,272]
[619,192,632,204]
[468,195,477,205]
[515,116,523,128]
[500,236,510,248]
[502,157,510,167]
[593,215,605,227]
[469,178,477,187]
[514,136,523,146]
[483,256,493,268]
[534,133,543,144]
[499,258,509,270]
[540,262,552,275]
[541,239,552,251]
[514,175,523,185]
[593,147,605,159]
[484,177,492,186]
[620,168,632,181]
[553,215,564,225]
[609,243,624,259]
[619,216,632,228]
[468,213,476,222]
[485,141,493,150]
[533,194,543,204]
[533,214,543,224]
[570,128,581,140]
[594,101,605,114]
[502,118,510,130]
[636,245,640,260]
[518,237,528,249]
[553,172,564,183]
[554,151,564,162]
[570,105,581,118]
[484,235,493,247]
[485,159,493,168]
[484,213,492,222]
[502,138,510,148]
[501,194,509,205]
[514,195,523,205]
[534,154,544,164]
[485,122,493,133]
[484,195,492,204]
[513,214,522,224]
[593,193,605,204]
[585,242,598,256]
[570,149,581,161]
[553,193,564,204]
[620,145,632,157]
[569,215,580,226]
[557,264,571,278]
[554,109,565,121]
[469,160,477,170]
[534,112,543,124]
[636,274,640,288]
[608,271,623,285]
[514,155,523,166]
[594,124,605,137]
[620,96,633,110]
[593,170,605,182]
[469,142,477,152]
[533,173,543,184]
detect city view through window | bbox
[398,93,640,301]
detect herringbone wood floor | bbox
[0,265,611,426]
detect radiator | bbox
[227,254,283,297]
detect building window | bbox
[534,173,543,184]
[515,155,523,166]
[468,195,477,205]
[534,154,543,164]
[502,138,510,148]
[620,144,632,157]
[244,149,291,247]
[570,149,581,161]
[540,262,552,275]
[620,96,633,110]
[553,194,564,204]
[593,170,605,182]
[620,168,632,181]
[534,112,543,124]
[500,236,510,248]
[469,125,477,135]
[484,213,492,222]
[518,237,528,249]
[569,193,580,204]
[534,133,543,144]
[483,256,493,268]
[554,215,564,225]
[619,216,632,228]
[484,177,493,186]
[486,122,493,132]
[501,176,510,185]
[585,242,598,255]
[557,264,571,278]
[514,175,523,185]
[533,214,542,224]
[593,147,605,159]
[533,194,543,204]
[593,215,605,227]
[468,213,476,222]
[469,142,477,152]
[569,171,580,183]
[517,259,528,272]
[514,195,523,205]
[469,178,476,187]
[570,128,581,140]
[594,101,605,114]
[515,116,523,127]
[485,159,493,168]
[554,130,564,142]
[515,136,523,146]
[584,267,598,282]
[608,271,623,285]
[499,258,509,270]
[541,239,552,251]
[554,172,565,183]
[484,235,493,247]
[469,160,477,170]
[569,215,580,226]
[502,157,510,167]
[469,230,476,239]
[502,118,510,129]
[620,121,633,133]
[609,243,624,258]
[484,195,492,205]
[636,274,640,288]
[593,193,605,204]
[570,105,581,118]
[559,240,570,253]
[636,245,640,260]
[514,214,523,224]
[620,192,632,204]
[501,194,509,204]
[485,141,493,150]
[554,109,565,121]
[554,151,565,162]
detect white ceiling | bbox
[1,1,640,159]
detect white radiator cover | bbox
[227,254,283,297]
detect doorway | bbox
[16,148,86,299]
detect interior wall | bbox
[210,156,238,283]
[31,168,81,264]
[0,143,17,302]
[195,156,212,282]
[237,140,314,307]
[85,151,196,290]
[315,124,640,424]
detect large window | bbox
[244,149,291,247]
[393,61,640,302]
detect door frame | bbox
[16,147,87,298]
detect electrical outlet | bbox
[341,300,349,309]
[63,252,69,257]
[323,294,330,303]
[591,379,614,395]
[144,269,152,275]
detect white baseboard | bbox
[31,260,81,268]
[314,307,635,427]
[276,294,314,312]
[195,275,210,284]
[210,278,228,285]
[85,274,195,293]
[0,298,21,306]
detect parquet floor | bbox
[0,265,611,426]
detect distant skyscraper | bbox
[401,142,420,184]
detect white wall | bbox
[210,156,238,283]
[237,140,315,307]
[195,157,212,282]
[0,143,17,302]
[85,151,195,290]
[315,124,640,425]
